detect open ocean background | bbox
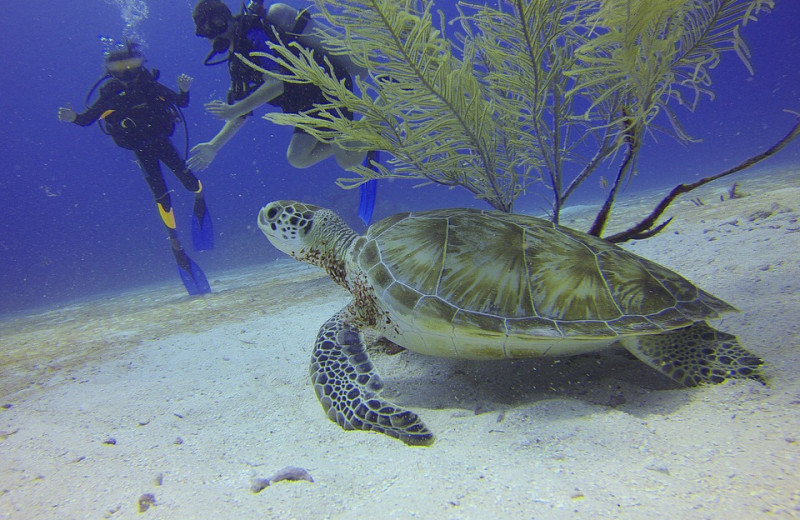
[1,0,798,316]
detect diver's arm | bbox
[171,87,190,108]
[61,90,114,126]
[204,78,283,120]
[187,116,248,171]
[177,90,190,108]
[175,74,193,107]
[208,116,247,148]
[69,101,111,126]
[266,3,368,78]
[64,82,120,126]
[231,77,283,116]
[154,83,190,109]
[153,75,193,108]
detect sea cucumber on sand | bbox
[250,466,314,493]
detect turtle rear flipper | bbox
[310,306,434,446]
[620,322,765,386]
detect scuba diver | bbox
[190,0,379,224]
[189,0,367,171]
[58,42,214,296]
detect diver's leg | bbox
[134,146,175,226]
[134,146,210,294]
[333,144,368,170]
[329,78,368,169]
[134,146,182,255]
[287,131,368,170]
[157,139,213,251]
[157,138,201,193]
[286,131,335,168]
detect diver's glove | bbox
[177,74,194,93]
[57,105,77,123]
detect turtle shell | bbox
[351,208,734,358]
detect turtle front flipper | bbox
[310,306,434,446]
[620,322,765,386]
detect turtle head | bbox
[258,201,357,283]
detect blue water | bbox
[1,1,798,315]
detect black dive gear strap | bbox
[203,36,232,66]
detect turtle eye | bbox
[266,207,278,220]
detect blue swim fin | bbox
[191,199,214,251]
[358,151,380,226]
[177,255,211,295]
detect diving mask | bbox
[107,56,144,73]
[107,57,145,81]
[196,13,229,38]
[193,0,231,39]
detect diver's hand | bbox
[204,99,240,121]
[177,74,194,92]
[58,105,77,123]
[188,142,218,171]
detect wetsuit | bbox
[71,69,212,294]
[73,69,201,213]
[227,11,354,130]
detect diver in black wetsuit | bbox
[188,0,369,172]
[57,42,213,295]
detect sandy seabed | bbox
[1,166,799,519]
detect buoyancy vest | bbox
[99,70,180,149]
[226,10,316,104]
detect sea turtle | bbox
[258,201,765,445]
